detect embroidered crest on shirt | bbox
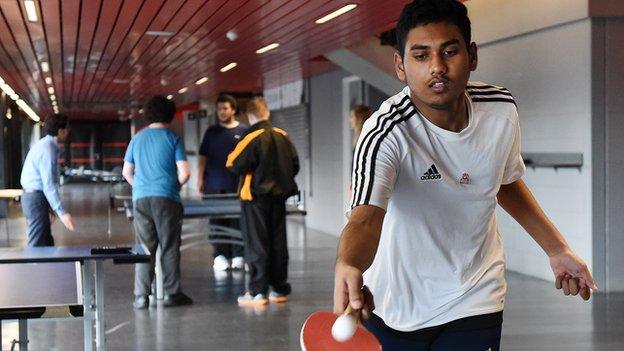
[460,172,470,185]
[420,164,442,181]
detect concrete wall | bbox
[597,18,624,291]
[473,19,593,281]
[307,69,351,236]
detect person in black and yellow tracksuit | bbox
[226,97,299,306]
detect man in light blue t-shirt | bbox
[123,95,192,309]
[20,113,75,246]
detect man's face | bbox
[394,22,477,113]
[57,126,70,142]
[216,102,235,123]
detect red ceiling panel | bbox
[0,0,411,120]
[89,0,166,102]
[82,0,151,103]
[102,0,209,100]
[74,0,124,103]
[118,0,337,102]
[100,0,233,103]
[40,0,63,115]
[70,0,102,103]
[0,1,48,111]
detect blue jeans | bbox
[21,191,54,247]
[364,312,502,351]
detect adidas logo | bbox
[421,164,442,181]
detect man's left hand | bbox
[549,247,597,301]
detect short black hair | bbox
[216,94,237,111]
[144,95,176,123]
[396,0,471,58]
[44,113,69,136]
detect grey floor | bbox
[1,183,623,350]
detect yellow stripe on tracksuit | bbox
[226,129,265,167]
[226,129,265,201]
[272,127,288,136]
[240,173,253,201]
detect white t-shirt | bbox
[349,82,525,331]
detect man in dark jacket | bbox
[226,97,299,306]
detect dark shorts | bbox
[364,311,503,351]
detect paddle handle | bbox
[342,304,358,317]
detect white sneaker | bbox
[213,255,230,271]
[231,257,245,270]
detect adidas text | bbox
[421,174,442,180]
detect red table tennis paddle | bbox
[300,307,382,351]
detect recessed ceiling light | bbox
[226,30,238,41]
[24,0,38,22]
[41,61,49,73]
[195,77,209,85]
[315,4,357,24]
[45,77,52,84]
[256,43,280,54]
[220,62,237,73]
[178,87,188,94]
[167,95,173,100]
[145,30,174,37]
[47,86,54,94]
[50,94,56,101]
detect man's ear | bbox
[394,52,407,82]
[468,42,478,72]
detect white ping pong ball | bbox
[331,314,357,342]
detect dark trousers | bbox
[241,196,290,296]
[21,191,54,247]
[133,197,183,297]
[211,218,244,258]
[364,312,503,351]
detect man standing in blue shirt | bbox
[123,95,193,309]
[20,113,75,247]
[197,94,248,271]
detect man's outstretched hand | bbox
[549,247,597,301]
[333,260,375,321]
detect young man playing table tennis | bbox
[333,1,596,350]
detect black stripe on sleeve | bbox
[363,108,417,205]
[466,84,508,91]
[467,90,513,97]
[471,97,517,105]
[351,96,411,208]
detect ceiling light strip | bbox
[256,43,280,54]
[195,77,208,85]
[1,75,41,122]
[220,62,237,73]
[315,4,357,24]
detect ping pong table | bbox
[120,193,307,248]
[119,193,307,299]
[0,245,148,351]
